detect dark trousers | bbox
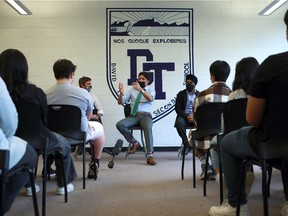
[5,144,37,213]
[48,132,77,187]
[175,115,194,144]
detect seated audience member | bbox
[46,59,105,179]
[116,72,156,165]
[209,57,259,200]
[193,60,231,180]
[174,74,199,155]
[0,76,38,214]
[0,49,77,195]
[209,9,288,216]
[79,76,104,124]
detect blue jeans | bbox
[221,126,258,207]
[116,113,154,153]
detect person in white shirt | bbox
[78,76,104,124]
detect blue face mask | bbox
[85,86,92,92]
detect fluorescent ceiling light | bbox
[259,0,287,16]
[5,0,32,15]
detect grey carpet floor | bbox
[8,151,285,216]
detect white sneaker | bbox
[56,183,74,195]
[25,184,40,197]
[208,203,248,216]
[245,171,255,195]
[281,201,288,216]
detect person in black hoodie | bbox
[174,74,199,155]
[0,48,77,195]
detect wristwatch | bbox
[141,89,145,93]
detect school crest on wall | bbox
[106,8,194,123]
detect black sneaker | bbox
[87,161,99,180]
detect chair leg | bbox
[236,159,248,216]
[203,147,211,197]
[0,159,8,216]
[181,142,186,180]
[125,142,132,159]
[27,167,39,216]
[218,149,223,205]
[42,153,47,216]
[82,142,86,189]
[192,137,196,188]
[267,165,273,197]
[57,151,68,202]
[262,160,269,216]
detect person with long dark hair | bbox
[0,77,37,214]
[229,57,259,100]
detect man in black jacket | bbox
[174,74,199,155]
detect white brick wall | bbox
[0,1,287,148]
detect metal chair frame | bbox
[47,105,88,189]
[204,98,249,204]
[183,102,225,188]
[0,150,39,216]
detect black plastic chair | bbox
[123,104,147,158]
[185,102,225,188]
[204,98,249,204]
[47,105,88,189]
[0,150,39,216]
[15,102,67,216]
[236,94,288,216]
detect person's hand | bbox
[187,114,194,123]
[132,81,142,91]
[119,82,124,94]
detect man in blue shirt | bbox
[116,72,156,165]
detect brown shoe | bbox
[147,156,157,165]
[129,143,141,154]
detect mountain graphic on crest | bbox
[111,18,188,27]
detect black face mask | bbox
[85,86,92,92]
[138,81,146,88]
[186,84,195,92]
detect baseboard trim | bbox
[104,146,179,152]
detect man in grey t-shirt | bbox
[46,59,105,180]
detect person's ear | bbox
[210,73,215,82]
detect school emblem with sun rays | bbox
[106,8,194,123]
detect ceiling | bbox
[0,0,287,18]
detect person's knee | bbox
[116,121,124,130]
[221,134,230,151]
